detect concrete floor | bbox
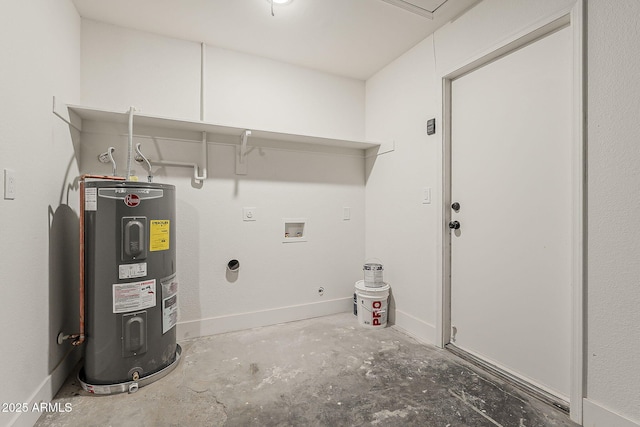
[36,313,577,427]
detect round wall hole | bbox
[227,259,240,272]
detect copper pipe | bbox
[72,174,125,346]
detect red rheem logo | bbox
[124,193,141,207]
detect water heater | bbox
[79,181,180,394]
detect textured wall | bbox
[586,0,640,423]
[81,20,201,121]
[205,45,366,141]
[0,1,81,426]
[365,34,440,342]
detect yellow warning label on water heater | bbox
[150,220,170,251]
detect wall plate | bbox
[243,207,257,221]
[4,168,16,200]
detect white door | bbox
[449,26,573,400]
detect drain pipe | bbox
[151,160,203,181]
[149,131,208,182]
[200,42,206,122]
[197,43,208,181]
[138,43,208,183]
[198,131,207,180]
[65,174,125,347]
[125,106,135,180]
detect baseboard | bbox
[583,398,640,427]
[9,348,81,427]
[390,309,436,345]
[177,297,352,340]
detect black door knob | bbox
[451,202,460,211]
[449,221,460,230]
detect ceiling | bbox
[71,0,478,80]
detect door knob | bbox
[451,202,460,211]
[449,221,460,230]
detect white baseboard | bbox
[9,348,81,427]
[390,309,436,345]
[177,297,352,341]
[583,398,640,427]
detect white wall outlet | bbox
[243,207,257,221]
[4,169,16,200]
[422,187,431,204]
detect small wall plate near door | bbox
[283,219,307,243]
[243,207,257,221]
[4,168,16,200]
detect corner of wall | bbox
[583,399,640,427]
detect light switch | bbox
[4,169,16,200]
[343,207,351,220]
[422,187,431,204]
[243,207,257,221]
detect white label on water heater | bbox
[112,279,156,314]
[119,262,147,279]
[85,187,97,211]
[161,274,178,334]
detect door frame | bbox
[435,2,585,423]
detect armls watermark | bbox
[2,402,72,413]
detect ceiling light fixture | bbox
[267,0,293,17]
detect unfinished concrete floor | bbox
[36,313,577,427]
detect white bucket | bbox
[355,280,390,328]
[363,263,384,287]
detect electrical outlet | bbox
[4,169,16,200]
[243,207,257,221]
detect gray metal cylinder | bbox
[83,181,178,386]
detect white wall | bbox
[365,0,576,343]
[81,20,202,121]
[79,21,367,339]
[365,34,440,342]
[585,0,640,424]
[81,20,365,141]
[205,46,366,141]
[0,1,81,426]
[366,0,640,425]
